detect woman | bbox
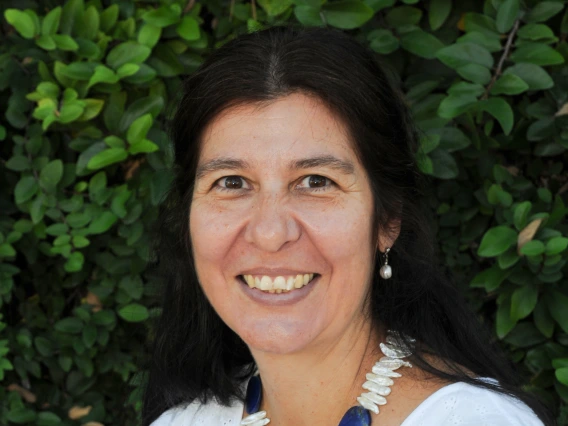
[143,25,553,425]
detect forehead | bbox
[198,93,357,163]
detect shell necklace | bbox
[240,331,414,426]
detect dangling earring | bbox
[379,247,392,279]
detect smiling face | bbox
[189,93,379,355]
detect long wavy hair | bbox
[142,24,554,425]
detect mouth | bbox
[238,273,319,293]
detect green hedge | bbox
[1,0,567,424]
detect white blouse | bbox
[150,379,544,426]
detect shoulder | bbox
[149,398,244,426]
[401,379,544,426]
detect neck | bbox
[248,318,384,426]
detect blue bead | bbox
[338,406,372,426]
[245,375,262,414]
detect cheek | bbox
[296,198,375,263]
[189,198,248,262]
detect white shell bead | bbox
[362,378,391,396]
[379,342,411,358]
[362,391,389,405]
[361,384,389,403]
[357,396,380,414]
[241,411,269,425]
[377,358,412,369]
[371,365,402,377]
[363,379,393,393]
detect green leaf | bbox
[82,323,97,348]
[525,2,565,23]
[510,43,565,66]
[437,94,477,119]
[87,148,128,170]
[52,34,79,51]
[142,5,181,28]
[556,368,568,386]
[6,155,31,171]
[176,16,199,41]
[456,63,492,85]
[438,127,471,152]
[322,1,374,29]
[78,99,105,121]
[118,96,164,133]
[496,0,519,33]
[503,63,553,90]
[470,264,510,291]
[100,4,119,33]
[546,237,568,255]
[88,65,119,88]
[386,6,422,27]
[77,5,99,40]
[39,160,63,191]
[128,139,159,155]
[490,73,529,95]
[87,211,118,234]
[117,63,140,79]
[37,412,62,426]
[139,23,162,48]
[64,251,84,272]
[496,297,517,338]
[14,176,38,204]
[6,408,36,424]
[60,0,83,35]
[107,42,152,69]
[429,0,451,30]
[54,317,83,333]
[457,31,502,53]
[511,284,538,321]
[294,6,324,26]
[477,97,514,135]
[369,29,400,54]
[513,201,532,230]
[5,9,37,39]
[478,226,517,257]
[518,23,556,41]
[59,101,85,123]
[436,43,494,69]
[118,303,149,322]
[463,12,498,37]
[547,291,568,334]
[429,149,458,179]
[533,299,554,337]
[258,0,294,15]
[400,30,444,59]
[42,7,62,35]
[519,240,545,256]
[127,114,153,145]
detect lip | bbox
[238,274,319,306]
[239,268,319,276]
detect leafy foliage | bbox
[0,0,567,424]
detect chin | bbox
[235,317,319,355]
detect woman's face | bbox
[190,93,379,355]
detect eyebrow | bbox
[195,155,355,179]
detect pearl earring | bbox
[379,247,392,279]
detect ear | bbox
[378,218,401,252]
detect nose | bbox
[244,192,301,252]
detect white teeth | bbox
[274,276,286,290]
[242,274,317,293]
[286,277,295,291]
[260,276,271,291]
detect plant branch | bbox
[482,19,520,100]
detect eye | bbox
[215,176,250,191]
[296,175,334,190]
